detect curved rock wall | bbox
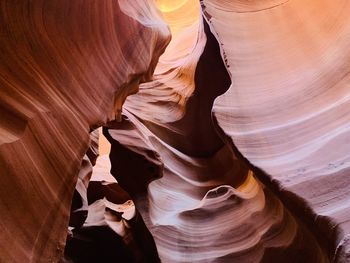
[202,0,350,261]
[104,1,328,261]
[1,0,349,262]
[0,1,169,261]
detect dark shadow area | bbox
[64,170,160,262]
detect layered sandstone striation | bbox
[1,0,350,262]
[202,0,350,261]
[0,1,169,261]
[104,1,328,262]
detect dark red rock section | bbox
[0,1,169,261]
[64,181,160,263]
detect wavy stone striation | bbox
[68,130,99,229]
[202,0,350,261]
[1,0,349,262]
[105,1,328,262]
[0,1,169,261]
[65,155,160,262]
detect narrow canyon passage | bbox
[1,0,350,262]
[101,1,327,262]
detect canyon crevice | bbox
[1,0,350,262]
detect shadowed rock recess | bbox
[0,0,350,262]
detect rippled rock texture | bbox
[202,0,350,261]
[0,1,169,261]
[103,0,329,262]
[2,0,350,262]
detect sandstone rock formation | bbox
[0,1,169,261]
[103,1,327,262]
[65,154,160,262]
[1,0,350,262]
[202,0,350,261]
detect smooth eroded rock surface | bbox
[104,1,328,261]
[203,0,350,260]
[0,1,169,261]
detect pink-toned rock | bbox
[203,0,350,260]
[104,2,327,261]
[2,0,350,262]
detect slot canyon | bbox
[0,0,350,262]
